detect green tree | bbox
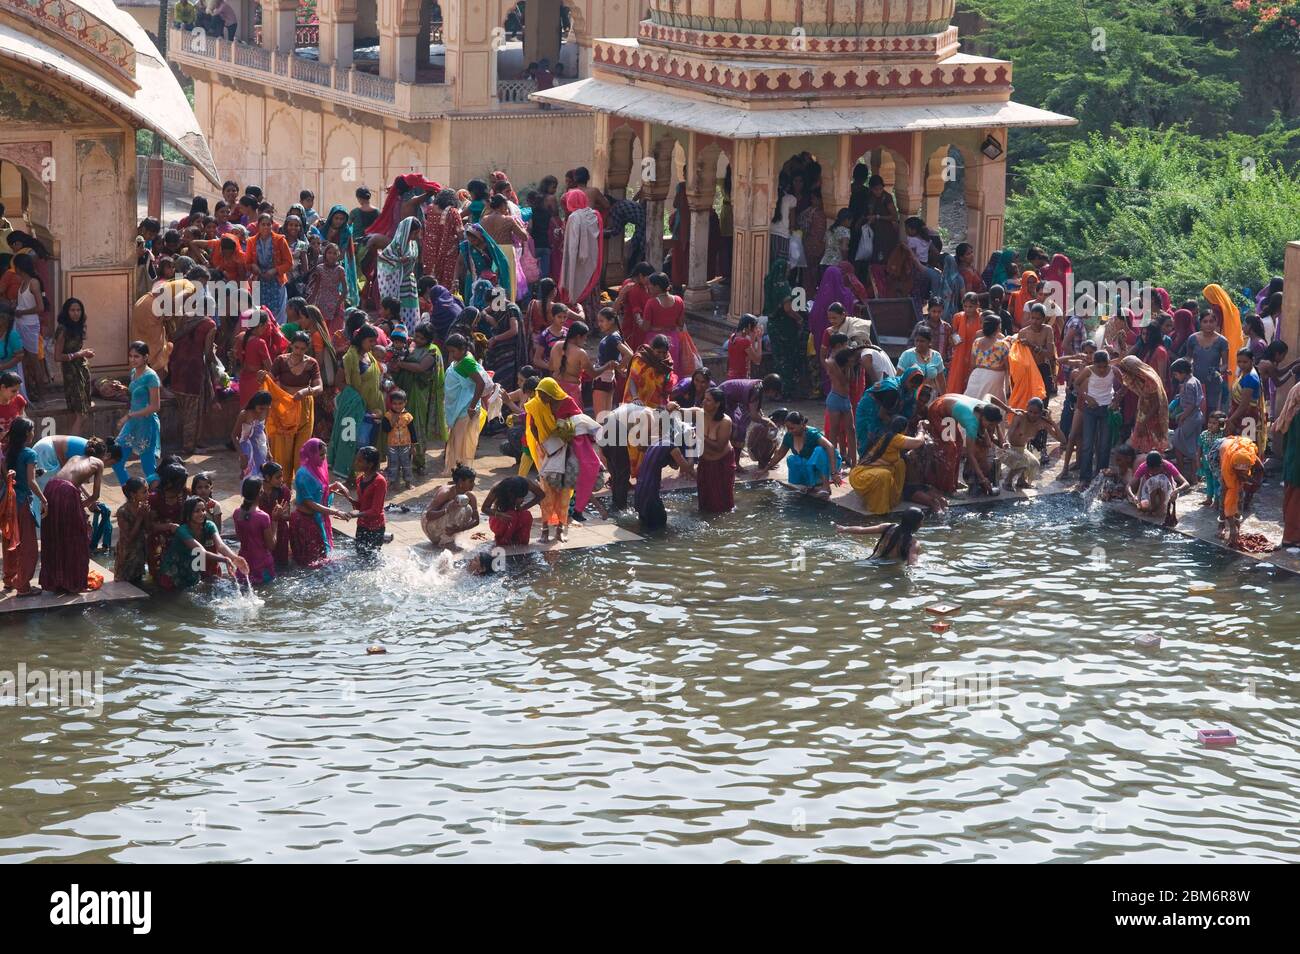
[963,0,1243,164]
[1005,128,1300,302]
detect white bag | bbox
[787,231,806,268]
[855,223,874,262]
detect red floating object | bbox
[1197,729,1237,748]
[930,621,951,634]
[926,603,959,617]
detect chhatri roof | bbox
[536,77,1075,139]
[0,0,219,184]
[535,3,1075,137]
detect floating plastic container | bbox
[926,603,959,617]
[930,621,951,634]
[1188,582,1216,594]
[1135,634,1161,648]
[366,643,387,655]
[1197,729,1237,748]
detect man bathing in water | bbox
[989,396,1065,490]
[1132,451,1190,527]
[422,464,480,550]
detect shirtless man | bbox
[422,464,480,550]
[573,166,611,219]
[825,347,861,466]
[481,194,530,248]
[989,396,1065,489]
[47,452,107,511]
[1018,303,1058,397]
[1132,450,1191,527]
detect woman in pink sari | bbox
[559,188,604,320]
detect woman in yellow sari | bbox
[261,331,321,475]
[524,377,583,541]
[626,336,677,408]
[131,278,192,372]
[847,415,927,514]
[1203,283,1243,387]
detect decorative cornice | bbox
[0,0,137,84]
[592,39,1011,100]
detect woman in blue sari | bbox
[114,340,162,486]
[765,410,842,497]
[455,224,511,304]
[939,252,965,321]
[426,284,462,341]
[289,437,353,567]
[312,205,361,307]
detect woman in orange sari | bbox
[1203,283,1243,389]
[947,292,982,394]
[1007,270,1039,330]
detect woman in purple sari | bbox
[808,262,865,394]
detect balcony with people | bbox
[168,0,581,120]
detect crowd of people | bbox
[0,154,1293,598]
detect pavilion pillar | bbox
[444,0,496,110]
[236,0,256,42]
[975,128,1007,262]
[924,152,946,232]
[603,120,635,287]
[642,138,674,272]
[319,0,358,69]
[729,138,772,320]
[964,185,986,265]
[263,0,298,52]
[379,0,422,82]
[683,206,712,308]
[524,0,563,67]
[826,135,852,217]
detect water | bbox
[2,489,1298,862]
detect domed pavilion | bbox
[534,0,1076,317]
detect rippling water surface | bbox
[2,488,1298,862]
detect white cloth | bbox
[965,367,1009,401]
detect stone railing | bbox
[167,25,452,121]
[496,78,536,103]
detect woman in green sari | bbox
[311,205,361,307]
[455,224,512,304]
[376,216,422,327]
[328,323,385,480]
[391,322,446,476]
[764,257,806,399]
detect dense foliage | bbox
[1003,129,1300,300]
[961,1,1300,300]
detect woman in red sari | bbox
[642,273,686,368]
[421,190,464,290]
[147,461,189,581]
[235,306,286,409]
[947,292,983,395]
[955,242,985,299]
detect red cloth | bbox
[258,484,291,565]
[490,509,532,546]
[3,501,38,592]
[355,473,387,530]
[727,335,752,380]
[0,393,29,450]
[366,174,442,239]
[238,334,272,409]
[696,454,736,514]
[38,478,89,593]
[619,280,651,351]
